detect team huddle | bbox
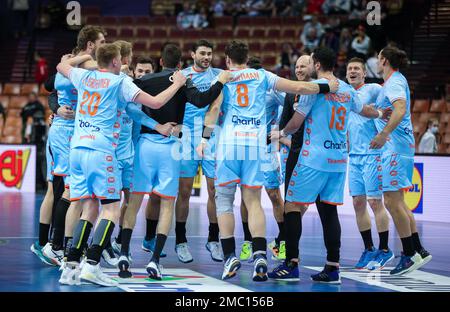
[30,25,432,287]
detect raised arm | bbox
[185,71,231,107]
[134,71,187,109]
[275,77,339,95]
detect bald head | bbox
[295,55,314,81]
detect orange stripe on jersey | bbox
[288,201,314,205]
[241,184,263,189]
[219,179,241,187]
[321,200,343,205]
[152,191,176,200]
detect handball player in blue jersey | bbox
[346,57,394,271]
[370,46,431,275]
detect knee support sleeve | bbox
[215,185,236,216]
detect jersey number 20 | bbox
[79,91,101,116]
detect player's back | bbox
[220,68,278,147]
[54,72,77,127]
[348,83,382,155]
[299,78,361,172]
[71,69,131,154]
[374,71,414,156]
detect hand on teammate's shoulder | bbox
[218,70,232,84]
[172,70,187,87]
[329,79,339,93]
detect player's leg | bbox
[174,177,195,263]
[63,201,82,260]
[204,176,223,261]
[238,199,253,261]
[382,153,423,275]
[142,194,164,255]
[266,187,285,260]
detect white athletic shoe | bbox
[221,256,241,280]
[102,246,119,267]
[175,243,193,263]
[118,255,132,278]
[205,241,223,262]
[252,257,268,282]
[146,261,163,280]
[111,240,121,256]
[42,242,64,266]
[59,261,81,286]
[80,262,118,287]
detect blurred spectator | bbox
[301,14,324,45]
[291,0,307,16]
[34,51,49,86]
[338,27,352,56]
[193,7,209,28]
[418,119,439,153]
[302,27,320,51]
[211,54,223,68]
[320,26,339,52]
[351,24,371,59]
[275,42,298,72]
[246,0,268,16]
[322,0,351,14]
[11,0,29,38]
[20,92,45,143]
[349,0,369,23]
[365,50,383,83]
[306,0,325,14]
[177,2,195,29]
[212,0,226,16]
[272,0,292,16]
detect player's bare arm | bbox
[196,92,223,157]
[275,77,339,95]
[370,99,406,149]
[134,70,187,109]
[271,111,306,140]
[359,104,391,119]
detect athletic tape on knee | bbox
[215,186,236,215]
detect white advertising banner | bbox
[0,145,36,193]
[191,155,450,223]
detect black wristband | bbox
[202,126,214,139]
[318,83,330,94]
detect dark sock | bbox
[378,231,389,251]
[252,237,267,260]
[86,219,115,264]
[284,211,302,262]
[175,222,187,244]
[51,198,71,250]
[242,222,252,241]
[411,232,423,252]
[150,234,167,263]
[67,220,93,262]
[360,229,374,250]
[221,237,236,260]
[39,223,50,246]
[400,236,415,257]
[120,228,133,256]
[145,219,158,241]
[208,223,219,242]
[64,237,73,257]
[275,222,285,245]
[116,226,123,244]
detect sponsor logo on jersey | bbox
[79,120,100,132]
[324,140,347,150]
[405,162,423,214]
[231,115,261,127]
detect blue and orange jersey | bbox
[53,72,78,127]
[348,83,382,155]
[296,78,363,172]
[67,68,141,154]
[374,71,415,156]
[219,68,279,147]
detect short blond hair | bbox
[113,40,132,59]
[96,43,121,68]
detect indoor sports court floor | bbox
[1,193,449,292]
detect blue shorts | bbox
[180,136,215,179]
[118,156,133,190]
[131,135,181,199]
[262,151,281,189]
[286,164,346,205]
[69,147,121,201]
[46,139,54,182]
[215,144,265,188]
[48,125,73,186]
[348,154,383,198]
[382,153,413,192]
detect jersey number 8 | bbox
[237,84,249,107]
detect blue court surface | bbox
[0,193,449,293]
